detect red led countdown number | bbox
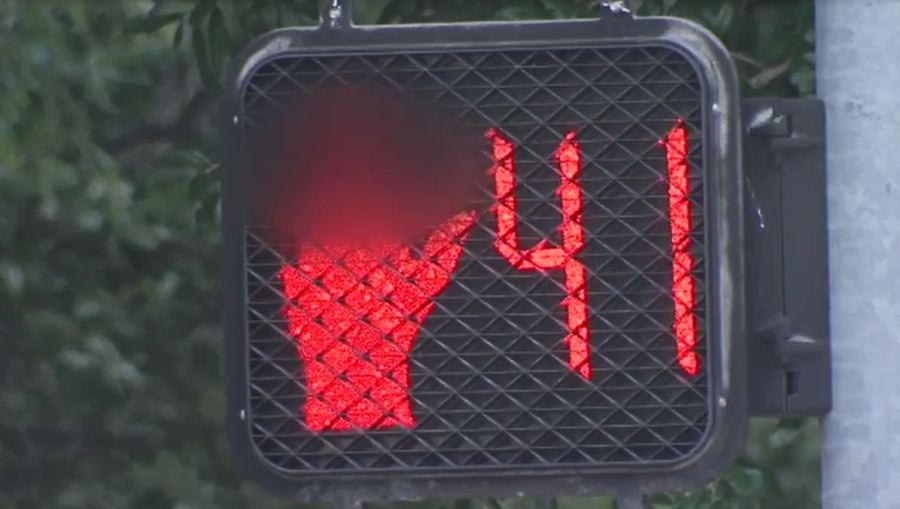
[279,120,699,431]
[664,121,699,377]
[488,129,591,379]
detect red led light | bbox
[664,120,700,376]
[488,129,590,379]
[279,212,476,431]
[279,121,699,432]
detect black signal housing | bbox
[220,12,748,504]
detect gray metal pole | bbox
[818,1,900,507]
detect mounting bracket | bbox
[743,98,832,418]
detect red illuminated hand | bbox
[279,211,476,431]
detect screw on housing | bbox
[323,0,353,29]
[598,0,633,17]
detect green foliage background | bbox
[0,1,816,508]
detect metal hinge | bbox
[743,98,832,418]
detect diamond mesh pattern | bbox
[240,45,710,473]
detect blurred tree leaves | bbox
[129,0,814,95]
[0,2,290,508]
[1,0,816,508]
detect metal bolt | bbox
[712,103,721,114]
[329,0,343,27]
[748,107,775,132]
[600,1,632,15]
[239,409,247,421]
[232,115,239,125]
[718,396,727,408]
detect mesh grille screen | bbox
[240,45,711,474]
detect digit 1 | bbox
[488,129,590,380]
[664,120,700,377]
